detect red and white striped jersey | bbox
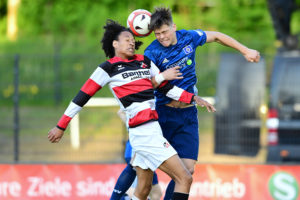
[57,54,194,130]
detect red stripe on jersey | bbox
[57,114,72,129]
[134,54,144,61]
[128,108,158,127]
[81,79,102,96]
[113,79,153,98]
[158,80,168,88]
[108,54,144,63]
[178,91,194,104]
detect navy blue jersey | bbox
[145,29,207,105]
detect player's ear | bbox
[172,23,177,31]
[112,40,118,48]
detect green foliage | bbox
[291,11,300,34]
[0,0,290,105]
[0,0,7,37]
[0,0,280,54]
[0,0,7,17]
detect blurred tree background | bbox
[0,0,280,106]
[0,0,276,54]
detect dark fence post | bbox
[13,54,20,162]
[54,45,62,105]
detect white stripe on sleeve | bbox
[64,101,82,118]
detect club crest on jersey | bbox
[183,45,193,54]
[140,62,148,68]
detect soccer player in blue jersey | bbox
[144,7,260,200]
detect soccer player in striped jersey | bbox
[114,109,162,200]
[48,19,215,200]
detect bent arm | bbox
[149,60,193,104]
[205,31,260,62]
[151,66,183,88]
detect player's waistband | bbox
[165,100,194,109]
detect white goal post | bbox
[70,97,118,149]
[69,97,215,149]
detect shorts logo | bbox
[163,142,170,148]
[113,189,122,194]
[183,45,193,54]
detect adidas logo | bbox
[162,58,169,64]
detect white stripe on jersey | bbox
[195,30,203,36]
[90,67,110,87]
[149,60,160,77]
[166,87,185,101]
[64,101,82,118]
[125,99,156,120]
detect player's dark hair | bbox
[101,19,142,58]
[149,7,173,31]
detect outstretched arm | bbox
[205,31,260,63]
[47,65,110,143]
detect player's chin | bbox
[126,51,135,57]
[159,40,171,47]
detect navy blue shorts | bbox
[156,104,199,160]
[124,140,158,185]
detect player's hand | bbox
[193,96,216,112]
[48,127,64,143]
[161,66,183,80]
[243,48,260,63]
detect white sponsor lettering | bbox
[190,178,246,198]
[76,177,115,197]
[0,181,21,197]
[27,177,71,197]
[160,178,246,199]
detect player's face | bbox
[154,24,177,47]
[113,31,135,59]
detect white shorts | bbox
[129,121,177,171]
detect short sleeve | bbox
[190,29,207,46]
[144,48,157,66]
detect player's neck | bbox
[171,36,178,45]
